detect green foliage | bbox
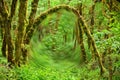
[0,0,120,80]
[0,64,101,80]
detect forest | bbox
[0,0,120,80]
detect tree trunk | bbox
[0,0,16,65]
[78,19,87,63]
[77,3,87,63]
[108,56,113,80]
[81,16,106,75]
[88,0,96,60]
[0,0,8,58]
[15,0,28,66]
[1,35,6,57]
[22,0,39,64]
[5,19,14,64]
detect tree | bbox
[22,0,39,64]
[15,0,28,66]
[0,0,17,65]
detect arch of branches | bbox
[25,5,106,74]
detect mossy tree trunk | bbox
[88,0,96,60]
[78,18,87,63]
[77,2,87,63]
[0,0,9,58]
[81,16,106,75]
[22,0,39,64]
[15,0,28,66]
[108,56,113,80]
[106,0,114,79]
[0,7,4,41]
[7,0,17,65]
[0,0,17,65]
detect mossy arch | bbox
[25,5,106,74]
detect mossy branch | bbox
[81,16,106,74]
[34,5,79,26]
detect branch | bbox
[34,5,79,26]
